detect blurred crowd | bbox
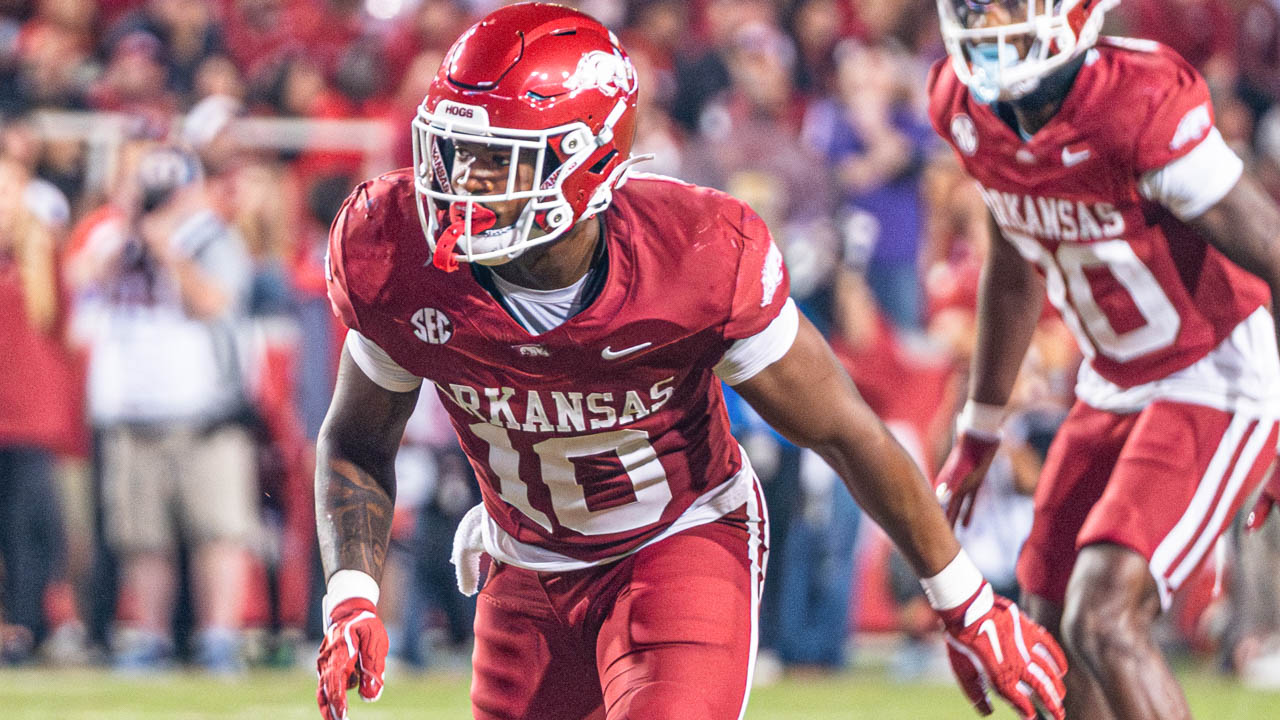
[2,0,1280,687]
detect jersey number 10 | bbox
[470,423,675,536]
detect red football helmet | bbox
[938,0,1117,103]
[413,3,646,268]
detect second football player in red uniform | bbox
[930,1,1280,719]
[314,4,1067,719]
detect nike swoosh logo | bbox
[1061,146,1091,167]
[601,342,652,360]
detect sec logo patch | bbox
[411,307,452,345]
[951,114,978,156]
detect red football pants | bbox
[1018,399,1279,609]
[469,498,768,720]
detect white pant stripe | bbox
[1149,413,1268,607]
[1168,417,1274,590]
[736,475,768,720]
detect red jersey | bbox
[928,38,1268,390]
[327,171,790,563]
[0,247,79,451]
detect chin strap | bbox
[434,202,498,272]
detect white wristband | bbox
[956,400,1005,440]
[323,569,380,621]
[920,549,985,611]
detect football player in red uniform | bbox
[930,2,1280,719]
[314,4,1067,720]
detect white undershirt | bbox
[346,297,800,393]
[487,270,593,335]
[1138,126,1244,221]
[345,330,423,392]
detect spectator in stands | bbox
[88,30,179,125]
[107,0,226,103]
[850,0,936,50]
[191,55,246,104]
[334,38,390,113]
[180,93,244,176]
[625,42,685,179]
[773,447,861,670]
[294,172,351,438]
[3,1,96,115]
[804,39,934,331]
[253,53,362,178]
[67,144,256,673]
[919,150,988,314]
[221,0,362,81]
[387,50,446,168]
[670,0,776,131]
[0,153,79,664]
[382,0,470,82]
[786,0,846,94]
[618,0,685,109]
[1236,0,1280,134]
[683,20,838,322]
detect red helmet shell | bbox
[424,3,638,223]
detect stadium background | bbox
[2,0,1280,717]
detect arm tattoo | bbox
[316,457,395,580]
[314,347,419,583]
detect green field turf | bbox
[2,666,1277,719]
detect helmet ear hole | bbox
[588,149,617,175]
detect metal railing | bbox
[29,110,397,193]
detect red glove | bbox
[940,583,1068,720]
[316,598,388,720]
[934,432,1001,527]
[1246,468,1280,532]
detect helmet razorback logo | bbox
[564,51,635,98]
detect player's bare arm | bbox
[935,214,1045,526]
[734,314,960,576]
[314,346,418,720]
[315,346,420,580]
[735,313,1067,720]
[1188,173,1280,352]
[968,215,1045,408]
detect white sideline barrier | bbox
[29,110,396,193]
